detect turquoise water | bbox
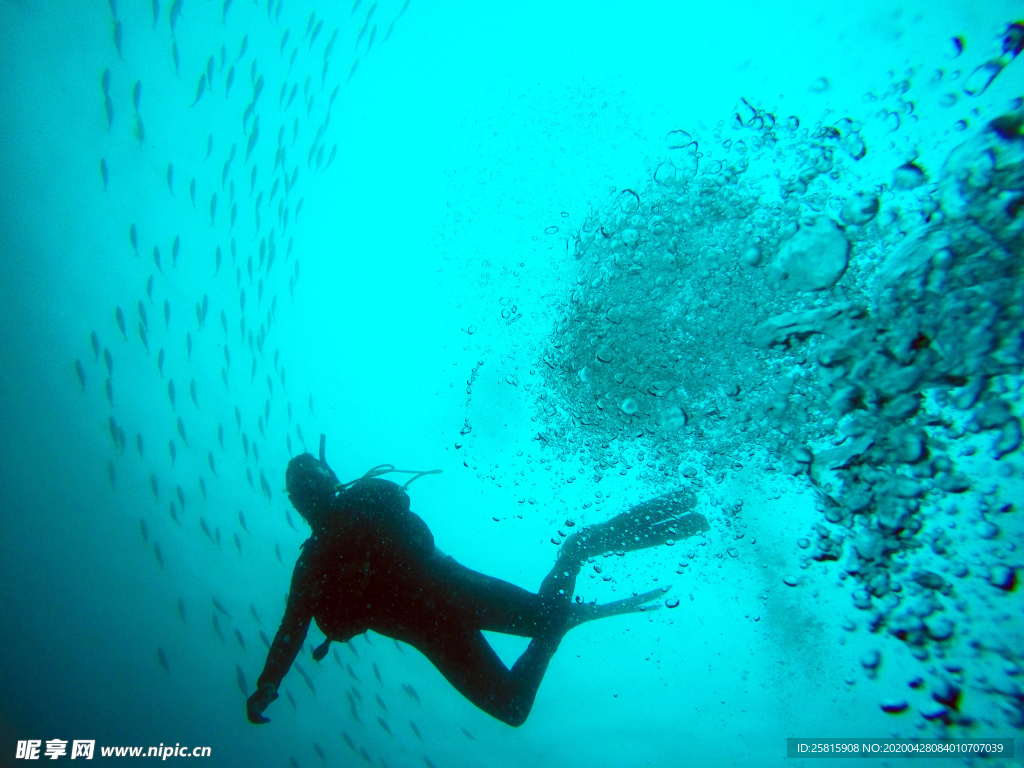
[1,0,1023,765]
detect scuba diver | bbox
[247,437,709,727]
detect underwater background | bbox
[1,0,1023,766]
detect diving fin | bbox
[565,488,708,560]
[566,586,669,630]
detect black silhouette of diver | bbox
[247,439,709,727]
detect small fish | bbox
[168,439,176,466]
[346,663,359,682]
[138,299,148,330]
[342,733,355,752]
[176,484,185,509]
[212,614,224,642]
[189,177,196,206]
[402,682,419,703]
[192,74,207,106]
[350,686,361,704]
[199,476,207,500]
[157,647,170,673]
[377,716,391,736]
[233,532,241,554]
[208,451,217,476]
[221,0,232,23]
[211,596,230,618]
[177,597,186,623]
[169,502,178,524]
[136,433,144,457]
[235,628,246,651]
[172,40,180,75]
[153,542,163,569]
[153,245,163,274]
[375,693,386,712]
[172,235,180,267]
[115,306,126,338]
[157,348,165,377]
[107,460,115,488]
[210,193,217,224]
[236,664,247,697]
[249,602,260,623]
[74,359,86,391]
[132,80,141,112]
[150,474,159,500]
[461,727,477,741]
[359,748,371,764]
[190,378,199,407]
[260,629,271,649]
[177,416,187,444]
[90,331,101,360]
[332,648,342,666]
[393,639,404,654]
[225,65,234,97]
[186,332,192,361]
[346,640,359,659]
[237,35,248,60]
[275,542,282,563]
[168,379,176,410]
[409,720,422,741]
[140,519,149,543]
[285,510,296,531]
[113,20,124,59]
[373,662,382,685]
[286,690,296,710]
[138,324,149,355]
[100,158,108,190]
[152,0,159,28]
[146,274,154,301]
[313,743,325,763]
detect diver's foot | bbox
[565,586,670,630]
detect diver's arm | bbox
[248,554,313,723]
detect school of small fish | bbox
[74,0,477,764]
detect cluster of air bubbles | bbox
[534,77,1024,729]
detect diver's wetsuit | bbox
[256,477,572,726]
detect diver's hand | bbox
[246,683,278,724]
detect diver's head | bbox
[286,453,339,527]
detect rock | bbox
[770,217,850,292]
[783,574,800,587]
[852,588,873,609]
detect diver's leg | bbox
[412,627,562,727]
[429,553,563,637]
